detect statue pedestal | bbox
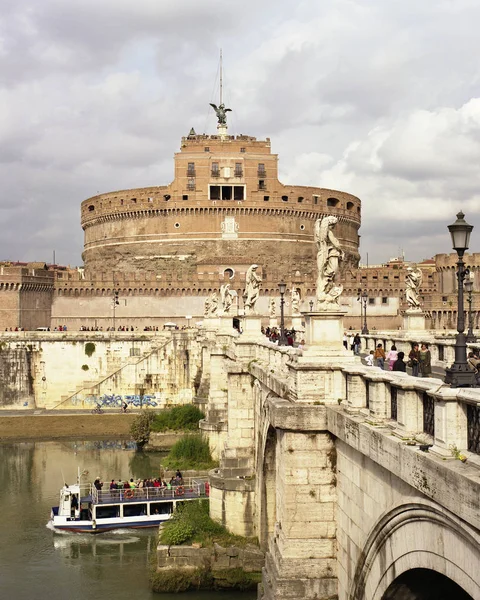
[203,316,221,330]
[242,315,263,340]
[269,318,278,329]
[219,315,236,334]
[403,309,426,331]
[303,310,347,356]
[291,315,304,334]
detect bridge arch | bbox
[349,502,480,600]
[381,568,472,599]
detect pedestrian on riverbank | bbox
[374,344,386,369]
[419,343,432,377]
[365,350,374,367]
[353,333,361,355]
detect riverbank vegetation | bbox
[162,434,217,471]
[130,404,204,448]
[159,500,251,547]
[150,501,261,593]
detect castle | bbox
[0,106,478,332]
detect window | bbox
[300,224,305,231]
[258,180,266,190]
[346,201,354,210]
[210,186,220,200]
[123,504,148,517]
[131,198,137,204]
[204,147,210,152]
[174,222,180,228]
[164,194,171,201]
[211,162,219,177]
[147,197,153,203]
[382,297,388,304]
[383,276,389,280]
[327,197,339,207]
[222,186,232,200]
[298,197,304,203]
[240,147,246,153]
[187,162,195,177]
[442,296,448,302]
[150,502,173,515]
[224,268,234,279]
[182,195,188,201]
[234,163,243,177]
[313,195,319,205]
[282,195,288,202]
[187,178,195,191]
[264,196,269,201]
[369,298,375,305]
[88,205,95,212]
[234,186,244,200]
[258,163,266,177]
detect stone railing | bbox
[359,332,480,368]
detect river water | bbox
[0,440,255,600]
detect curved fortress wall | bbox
[81,134,361,282]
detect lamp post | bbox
[444,211,476,387]
[357,289,369,334]
[465,272,476,343]
[278,282,288,346]
[309,300,314,312]
[112,289,119,331]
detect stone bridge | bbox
[196,315,480,600]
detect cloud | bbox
[1,0,480,264]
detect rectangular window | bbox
[298,196,304,203]
[222,186,232,200]
[210,186,220,200]
[240,147,245,153]
[258,180,266,190]
[369,298,375,305]
[258,163,266,177]
[264,196,269,201]
[234,186,244,200]
[150,502,173,516]
[382,297,388,304]
[123,504,148,518]
[182,195,188,200]
[211,162,219,177]
[234,163,243,177]
[187,162,195,177]
[204,147,210,152]
[442,296,448,302]
[313,195,319,205]
[187,178,195,191]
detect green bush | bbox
[160,521,195,546]
[84,342,96,357]
[150,566,213,593]
[150,404,204,432]
[159,500,251,548]
[130,411,156,448]
[163,434,217,470]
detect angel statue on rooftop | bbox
[210,103,232,125]
[314,216,345,309]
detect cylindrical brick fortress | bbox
[81,133,361,282]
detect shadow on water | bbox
[0,440,255,600]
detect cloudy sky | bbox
[1,0,480,266]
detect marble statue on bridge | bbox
[244,265,262,315]
[291,288,301,315]
[405,266,423,310]
[220,283,235,315]
[269,297,276,318]
[314,216,345,309]
[204,291,219,317]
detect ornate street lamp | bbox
[465,272,476,343]
[278,282,288,346]
[309,300,314,312]
[357,289,369,334]
[445,212,476,387]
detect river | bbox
[0,440,256,600]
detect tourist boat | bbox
[50,477,209,533]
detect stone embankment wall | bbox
[153,543,264,592]
[0,331,201,410]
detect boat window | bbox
[123,503,148,517]
[150,502,174,515]
[96,505,120,519]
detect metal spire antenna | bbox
[219,48,223,106]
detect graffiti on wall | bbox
[70,394,160,407]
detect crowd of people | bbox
[93,470,186,496]
[365,342,433,376]
[262,326,301,346]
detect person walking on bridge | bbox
[374,343,386,369]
